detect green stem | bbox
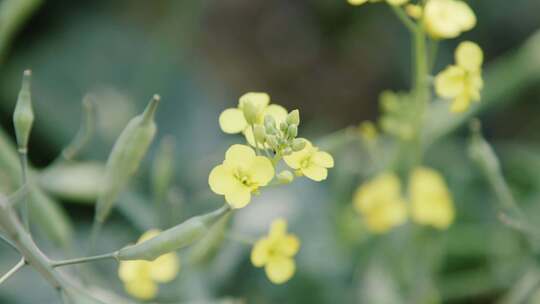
[389,5,417,33]
[18,149,29,231]
[0,258,25,285]
[51,252,117,268]
[0,233,18,252]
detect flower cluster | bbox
[118,230,180,300]
[210,92,334,209]
[251,218,300,284]
[435,41,484,113]
[353,167,455,233]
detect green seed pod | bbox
[38,162,105,203]
[117,205,230,261]
[286,109,300,126]
[13,70,34,152]
[29,187,74,247]
[292,138,306,152]
[253,124,266,144]
[277,170,294,184]
[95,95,160,223]
[152,136,175,206]
[287,124,298,138]
[188,212,231,265]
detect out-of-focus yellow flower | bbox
[118,230,180,300]
[353,173,408,233]
[209,145,274,209]
[435,41,483,112]
[251,218,300,284]
[348,0,408,5]
[283,140,334,181]
[219,92,287,146]
[409,167,455,229]
[358,121,378,142]
[423,0,476,39]
[405,4,423,19]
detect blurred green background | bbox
[1,0,540,303]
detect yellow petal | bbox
[283,140,313,170]
[219,108,247,134]
[453,0,476,31]
[347,0,369,5]
[243,127,258,147]
[312,151,334,168]
[275,235,300,257]
[224,184,251,208]
[224,144,256,168]
[353,172,402,213]
[269,218,288,238]
[239,92,270,109]
[124,278,158,300]
[435,65,466,98]
[251,238,271,267]
[364,199,408,233]
[302,166,328,182]
[265,257,296,284]
[209,164,238,195]
[248,156,275,187]
[455,41,483,72]
[149,252,180,283]
[450,93,470,113]
[263,104,288,124]
[118,260,146,282]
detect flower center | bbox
[234,170,259,192]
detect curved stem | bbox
[0,258,25,285]
[51,252,117,268]
[0,233,18,253]
[390,5,417,33]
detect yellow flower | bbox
[118,230,180,300]
[435,41,483,113]
[409,167,455,229]
[209,145,274,209]
[423,0,476,39]
[353,173,408,233]
[348,0,408,5]
[219,92,287,146]
[251,218,300,284]
[283,140,334,182]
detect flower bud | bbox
[95,95,160,223]
[13,70,34,152]
[287,125,298,138]
[242,100,260,125]
[282,147,293,155]
[280,122,288,132]
[286,109,300,126]
[292,138,306,152]
[117,205,230,261]
[253,124,266,144]
[264,115,277,134]
[266,135,279,149]
[277,170,294,184]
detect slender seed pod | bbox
[95,95,160,223]
[188,212,231,265]
[117,205,230,261]
[151,136,175,206]
[13,70,34,152]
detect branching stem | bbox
[0,258,26,285]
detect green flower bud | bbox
[292,138,306,152]
[242,100,260,125]
[253,124,266,144]
[282,147,292,155]
[13,70,34,152]
[264,115,277,134]
[280,122,288,132]
[277,170,294,184]
[117,205,230,261]
[286,109,300,126]
[266,135,279,149]
[287,124,298,138]
[95,95,160,224]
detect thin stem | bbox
[250,124,261,156]
[0,233,19,253]
[0,258,25,285]
[390,5,417,33]
[428,39,439,73]
[51,252,117,268]
[18,149,30,231]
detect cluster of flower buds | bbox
[254,109,306,157]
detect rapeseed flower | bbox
[209,145,274,209]
[435,41,483,112]
[283,140,334,182]
[118,230,180,300]
[423,0,476,39]
[251,218,300,284]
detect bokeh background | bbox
[1,0,540,303]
